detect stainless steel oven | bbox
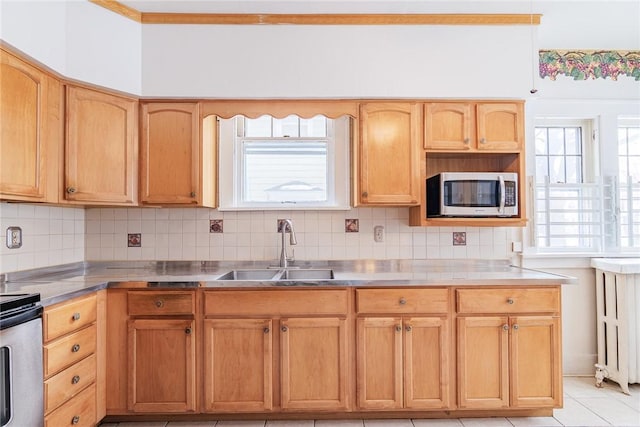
[0,293,43,427]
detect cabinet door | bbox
[457,316,509,409]
[140,103,201,205]
[65,86,137,204]
[476,103,523,151]
[356,317,403,409]
[404,317,450,409]
[128,318,196,412]
[511,316,562,408]
[359,103,421,205]
[424,103,473,151]
[203,318,273,412]
[1,50,59,201]
[281,317,349,410]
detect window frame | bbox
[218,115,351,211]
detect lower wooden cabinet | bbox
[128,318,196,412]
[357,316,450,410]
[203,318,274,412]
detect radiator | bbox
[593,258,640,395]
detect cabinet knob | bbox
[395,325,402,332]
[405,325,412,332]
[71,344,80,353]
[480,138,486,144]
[190,191,196,197]
[399,297,407,305]
[513,324,519,330]
[362,191,368,198]
[71,415,80,425]
[507,298,514,305]
[71,375,80,385]
[66,187,77,194]
[502,324,509,331]
[185,327,192,335]
[155,300,164,308]
[263,327,270,334]
[281,326,288,332]
[464,138,470,144]
[72,312,81,321]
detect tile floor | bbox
[100,377,640,427]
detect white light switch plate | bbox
[6,226,22,249]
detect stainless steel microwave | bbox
[426,172,518,217]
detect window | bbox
[531,117,640,253]
[218,115,351,210]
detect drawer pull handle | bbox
[405,325,412,332]
[155,300,164,308]
[71,344,80,353]
[507,298,514,305]
[263,327,270,334]
[71,415,80,425]
[513,324,519,330]
[502,324,509,331]
[72,312,81,321]
[395,325,402,332]
[281,326,288,332]
[185,327,192,335]
[71,375,80,385]
[399,297,407,305]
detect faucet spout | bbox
[279,219,297,268]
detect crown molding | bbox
[89,1,541,26]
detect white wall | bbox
[0,0,142,94]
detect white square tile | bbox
[506,416,562,426]
[552,397,610,426]
[167,422,218,427]
[459,418,512,427]
[315,420,364,427]
[576,396,640,426]
[411,419,464,426]
[364,419,414,427]
[265,421,314,427]
[117,422,168,427]
[216,421,266,427]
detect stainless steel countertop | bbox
[0,259,576,307]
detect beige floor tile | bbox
[459,418,512,427]
[265,421,314,427]
[552,397,610,426]
[577,397,640,426]
[411,419,464,426]
[314,420,364,427]
[363,419,414,427]
[507,416,562,426]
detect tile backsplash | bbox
[0,203,517,274]
[0,202,85,273]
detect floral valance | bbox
[539,50,640,81]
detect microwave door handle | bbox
[498,175,506,214]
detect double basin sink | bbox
[216,268,335,281]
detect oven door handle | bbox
[498,175,506,214]
[0,305,42,330]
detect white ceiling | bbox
[117,0,634,15]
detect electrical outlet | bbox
[374,225,384,242]
[6,226,22,249]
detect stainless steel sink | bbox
[278,269,335,280]
[216,269,280,280]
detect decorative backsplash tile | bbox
[127,233,141,247]
[453,232,466,246]
[209,219,223,233]
[539,50,640,81]
[345,219,359,232]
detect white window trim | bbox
[218,116,351,211]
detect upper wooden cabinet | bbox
[65,86,138,205]
[424,101,524,152]
[1,48,61,202]
[358,102,421,206]
[139,102,216,207]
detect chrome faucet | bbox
[279,219,297,268]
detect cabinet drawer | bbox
[204,289,348,316]
[44,353,96,413]
[43,294,97,342]
[128,291,195,316]
[456,288,560,314]
[356,288,449,314]
[44,325,96,378]
[45,383,96,427]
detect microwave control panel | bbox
[505,181,517,206]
